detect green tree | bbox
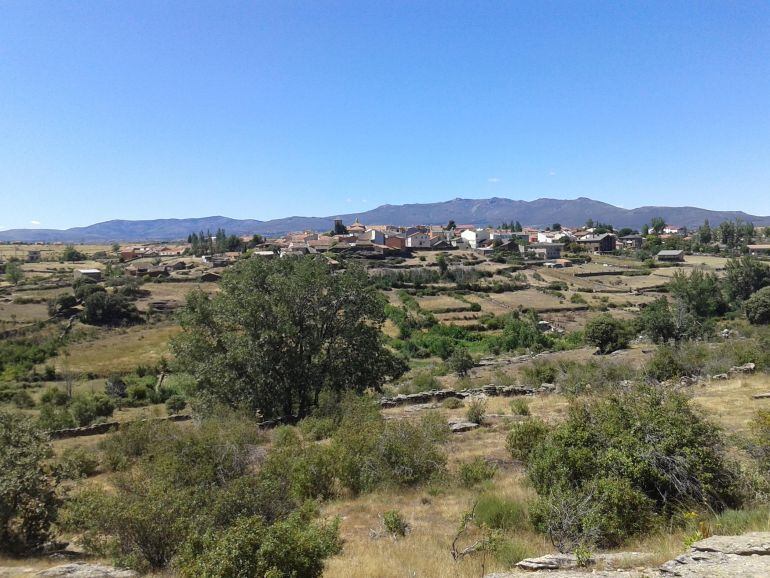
[745,286,770,325]
[650,217,666,234]
[61,244,86,262]
[172,256,407,419]
[0,412,59,554]
[436,254,448,277]
[5,261,23,285]
[668,269,728,318]
[81,292,141,326]
[446,220,456,230]
[698,220,713,245]
[448,347,473,377]
[724,256,770,303]
[584,314,628,354]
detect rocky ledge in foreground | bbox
[0,563,137,578]
[486,531,770,577]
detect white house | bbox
[406,232,431,249]
[460,229,490,249]
[361,229,385,244]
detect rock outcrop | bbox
[485,532,770,577]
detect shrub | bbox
[105,374,127,398]
[126,384,149,404]
[58,446,100,479]
[458,457,497,487]
[584,314,628,354]
[37,403,76,431]
[506,418,549,463]
[60,476,198,571]
[383,509,409,537]
[475,494,528,531]
[520,361,557,386]
[70,393,115,426]
[746,286,770,325]
[298,415,337,440]
[465,398,486,425]
[510,398,530,416]
[527,385,743,548]
[175,509,341,578]
[99,420,170,471]
[0,412,58,554]
[448,347,474,377]
[442,397,463,409]
[12,389,35,408]
[40,386,69,406]
[165,395,187,415]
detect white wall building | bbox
[460,229,490,249]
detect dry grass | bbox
[56,322,181,375]
[691,375,770,435]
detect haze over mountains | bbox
[2,197,769,243]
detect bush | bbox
[105,374,127,398]
[527,385,743,548]
[12,389,35,408]
[41,386,69,406]
[510,398,530,416]
[58,446,100,479]
[175,509,341,578]
[475,494,528,531]
[584,314,628,354]
[0,412,58,554]
[165,395,187,415]
[298,415,337,441]
[383,509,409,537]
[458,457,497,487]
[442,397,463,409]
[37,403,76,431]
[331,399,448,493]
[70,393,115,426]
[465,398,487,425]
[746,286,770,325]
[506,418,549,463]
[520,361,557,386]
[448,347,474,377]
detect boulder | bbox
[729,363,756,374]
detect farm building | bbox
[530,243,563,260]
[576,233,617,253]
[656,249,685,262]
[748,244,770,257]
[73,268,102,282]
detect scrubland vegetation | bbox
[2,235,770,576]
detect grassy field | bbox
[55,322,182,376]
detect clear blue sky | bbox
[1,1,769,230]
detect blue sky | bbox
[1,1,769,230]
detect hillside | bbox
[1,196,768,242]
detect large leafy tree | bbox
[0,412,59,554]
[724,256,770,303]
[172,256,406,418]
[668,268,728,318]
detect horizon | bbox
[1,194,770,233]
[2,2,770,230]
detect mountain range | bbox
[1,197,768,243]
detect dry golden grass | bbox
[56,322,182,375]
[691,375,770,435]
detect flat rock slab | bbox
[35,564,138,578]
[449,421,480,432]
[516,552,650,571]
[752,392,770,399]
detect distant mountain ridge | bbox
[1,197,768,242]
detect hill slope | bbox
[1,197,767,242]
